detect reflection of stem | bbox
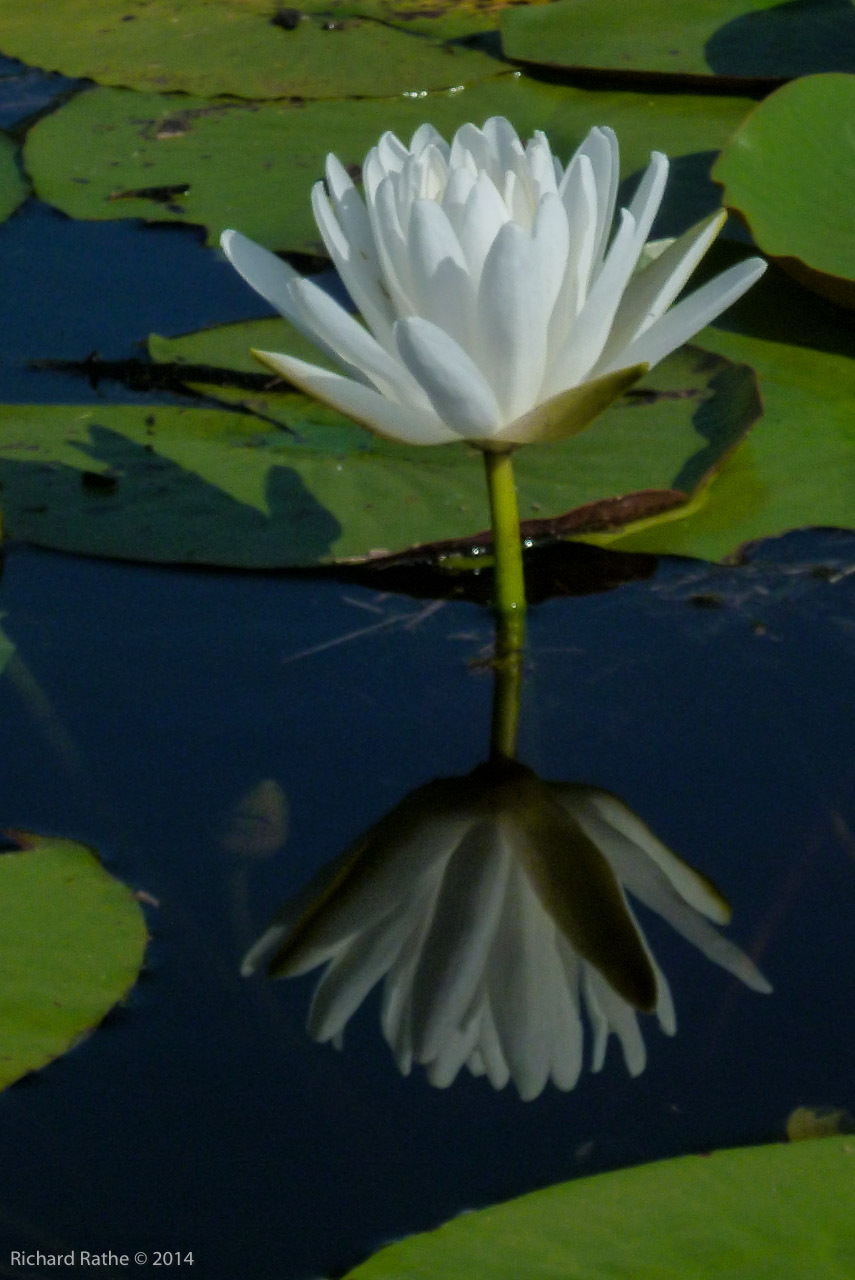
[483,448,527,761]
[483,449,526,650]
[489,631,522,761]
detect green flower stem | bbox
[483,447,526,761]
[483,448,527,639]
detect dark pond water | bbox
[1,50,855,1280]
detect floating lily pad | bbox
[585,252,855,562]
[713,73,855,307]
[0,0,497,100]
[502,0,855,84]
[0,345,758,567]
[0,130,27,224]
[344,1137,855,1280]
[0,831,148,1089]
[24,78,753,250]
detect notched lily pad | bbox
[713,73,855,307]
[0,0,498,99]
[344,1137,855,1280]
[24,79,754,251]
[0,344,759,569]
[590,248,855,562]
[0,830,149,1089]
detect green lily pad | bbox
[24,78,754,251]
[583,252,855,562]
[0,0,498,99]
[713,73,855,307]
[502,0,855,84]
[0,130,27,224]
[344,1137,855,1280]
[0,344,758,567]
[0,830,148,1089]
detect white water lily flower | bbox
[221,119,765,449]
[243,763,770,1101]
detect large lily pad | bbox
[0,831,148,1089]
[0,0,499,99]
[584,252,855,562]
[24,78,754,251]
[345,1137,855,1280]
[713,73,855,306]
[0,344,758,567]
[502,0,855,84]
[0,130,27,224]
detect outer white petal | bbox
[221,229,367,384]
[312,172,396,350]
[595,257,768,375]
[287,277,429,407]
[254,350,458,445]
[394,316,503,437]
[221,229,303,321]
[602,210,727,356]
[477,221,549,421]
[542,208,638,394]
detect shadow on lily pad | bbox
[706,0,855,78]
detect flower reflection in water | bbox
[243,760,770,1101]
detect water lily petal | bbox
[411,121,450,160]
[542,208,639,394]
[457,171,510,284]
[220,229,302,320]
[368,176,418,317]
[604,211,727,354]
[288,277,428,406]
[313,172,396,350]
[394,316,503,436]
[477,221,549,421]
[253,350,457,445]
[563,126,619,270]
[597,257,767,375]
